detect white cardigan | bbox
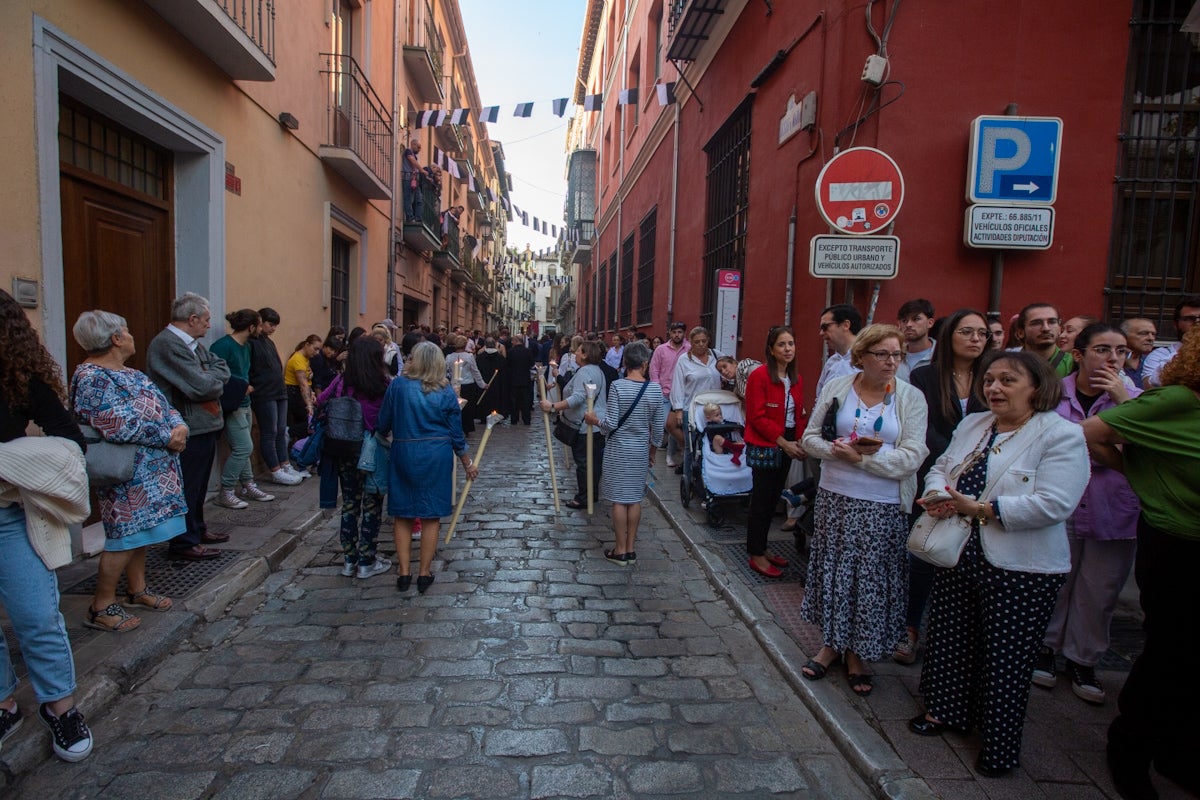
[927,411,1089,574]
[0,436,90,569]
[802,373,929,513]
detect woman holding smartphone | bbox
[800,324,929,696]
[909,351,1088,778]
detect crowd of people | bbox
[0,284,1196,794]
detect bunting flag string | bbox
[407,86,681,133]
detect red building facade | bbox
[567,0,1199,391]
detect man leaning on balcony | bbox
[403,139,422,222]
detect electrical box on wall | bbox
[862,54,888,85]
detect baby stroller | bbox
[679,390,754,524]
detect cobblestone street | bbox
[13,422,871,799]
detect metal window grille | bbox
[637,208,657,325]
[607,249,618,328]
[701,97,752,335]
[620,233,635,327]
[58,98,169,200]
[1107,0,1200,338]
[330,235,351,331]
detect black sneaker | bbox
[38,703,93,762]
[1066,660,1106,704]
[1031,646,1057,689]
[0,705,23,751]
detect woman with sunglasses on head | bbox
[800,324,929,697]
[893,310,990,665]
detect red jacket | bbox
[744,365,806,447]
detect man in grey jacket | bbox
[146,293,230,560]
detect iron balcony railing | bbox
[220,0,275,63]
[422,10,443,88]
[440,216,462,262]
[321,53,393,190]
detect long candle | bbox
[537,372,561,513]
[444,411,503,544]
[584,382,597,515]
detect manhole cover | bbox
[61,545,239,598]
[717,540,806,585]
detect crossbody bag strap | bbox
[611,380,650,435]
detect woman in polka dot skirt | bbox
[908,351,1089,777]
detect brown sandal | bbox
[123,589,173,612]
[85,603,141,633]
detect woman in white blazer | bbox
[908,350,1089,778]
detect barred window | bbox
[607,249,618,328]
[619,232,635,328]
[1106,0,1200,337]
[330,234,351,331]
[637,208,657,326]
[701,97,751,335]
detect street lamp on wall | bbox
[480,216,494,241]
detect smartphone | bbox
[854,436,883,447]
[919,490,953,505]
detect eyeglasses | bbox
[819,322,836,332]
[954,327,991,340]
[866,350,904,362]
[1179,314,1200,324]
[1088,345,1131,358]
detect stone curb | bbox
[647,484,939,800]
[0,505,325,785]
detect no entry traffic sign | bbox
[814,147,905,235]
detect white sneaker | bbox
[270,468,302,486]
[214,488,248,509]
[286,464,311,480]
[340,561,357,577]
[357,557,392,579]
[238,482,275,502]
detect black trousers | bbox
[509,382,532,424]
[570,431,604,504]
[745,428,796,557]
[173,430,220,551]
[1107,515,1200,789]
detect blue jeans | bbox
[319,455,339,509]
[221,406,254,487]
[252,397,289,470]
[0,504,76,703]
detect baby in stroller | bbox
[702,403,745,465]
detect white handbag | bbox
[907,512,972,567]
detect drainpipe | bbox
[784,204,796,326]
[668,102,680,323]
[386,0,402,323]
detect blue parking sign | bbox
[967,116,1062,205]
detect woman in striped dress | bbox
[584,342,667,565]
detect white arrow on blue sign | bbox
[967,116,1063,206]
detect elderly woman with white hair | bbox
[71,310,189,634]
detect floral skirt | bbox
[800,488,910,661]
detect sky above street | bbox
[459,0,587,256]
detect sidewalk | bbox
[0,473,326,780]
[644,455,1191,800]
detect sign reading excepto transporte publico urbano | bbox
[714,270,741,357]
[814,147,905,234]
[964,205,1054,250]
[967,116,1062,205]
[809,235,900,280]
